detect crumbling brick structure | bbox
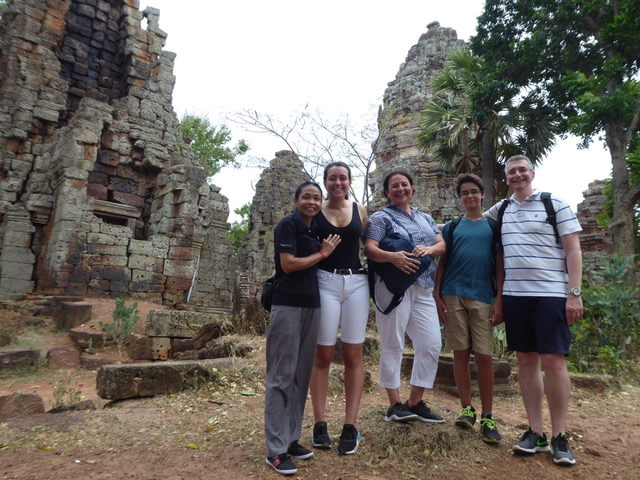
[0,0,236,309]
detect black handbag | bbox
[368,213,432,314]
[261,276,277,312]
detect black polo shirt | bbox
[272,211,321,308]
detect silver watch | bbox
[569,287,582,296]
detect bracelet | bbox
[319,250,327,260]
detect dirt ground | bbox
[1,298,639,480]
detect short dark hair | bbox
[382,168,414,199]
[453,173,484,196]
[294,180,322,200]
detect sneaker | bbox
[406,400,445,423]
[311,421,331,449]
[384,401,419,422]
[287,440,313,460]
[479,414,502,444]
[266,453,297,475]
[455,406,477,429]
[337,424,362,455]
[512,427,551,454]
[551,433,576,466]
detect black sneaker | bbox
[311,421,331,449]
[455,406,476,429]
[479,414,502,444]
[406,400,445,423]
[512,427,551,454]
[266,453,297,475]
[384,401,419,422]
[287,440,313,460]
[551,433,576,466]
[337,424,362,455]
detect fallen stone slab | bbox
[54,302,92,331]
[47,346,81,368]
[96,358,236,400]
[0,347,41,370]
[0,393,45,420]
[127,334,171,361]
[48,399,96,414]
[146,310,226,338]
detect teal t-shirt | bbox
[440,217,494,304]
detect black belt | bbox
[322,268,367,275]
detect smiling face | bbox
[384,173,414,208]
[505,158,535,197]
[458,181,484,209]
[324,165,351,200]
[294,184,323,224]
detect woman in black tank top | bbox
[309,162,370,455]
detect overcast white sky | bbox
[139,0,612,220]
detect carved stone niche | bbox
[92,199,140,233]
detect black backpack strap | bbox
[382,210,414,242]
[540,192,560,244]
[367,259,405,315]
[495,199,510,248]
[440,217,462,269]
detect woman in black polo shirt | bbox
[264,180,341,476]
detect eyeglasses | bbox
[459,189,482,197]
[506,167,532,177]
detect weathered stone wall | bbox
[0,0,236,309]
[576,180,615,270]
[238,151,309,300]
[370,21,467,220]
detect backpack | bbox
[367,211,432,315]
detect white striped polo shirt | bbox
[485,191,582,297]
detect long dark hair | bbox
[323,161,352,200]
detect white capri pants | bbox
[374,280,441,389]
[317,270,370,345]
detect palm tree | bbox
[418,48,557,207]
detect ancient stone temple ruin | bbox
[370,21,466,219]
[0,0,236,309]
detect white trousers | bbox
[375,282,441,389]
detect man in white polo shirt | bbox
[485,155,583,466]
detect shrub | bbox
[99,298,140,347]
[568,254,639,375]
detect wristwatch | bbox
[569,288,582,296]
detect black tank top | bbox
[316,202,363,271]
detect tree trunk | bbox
[481,131,496,209]
[605,123,636,257]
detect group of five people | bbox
[264,155,583,475]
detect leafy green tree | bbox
[227,202,251,255]
[179,114,249,178]
[417,48,558,207]
[471,0,640,256]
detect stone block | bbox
[54,301,92,330]
[0,347,41,369]
[96,358,234,400]
[127,334,171,360]
[430,355,514,394]
[128,254,163,272]
[0,393,45,420]
[146,310,223,338]
[68,325,111,348]
[46,346,81,368]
